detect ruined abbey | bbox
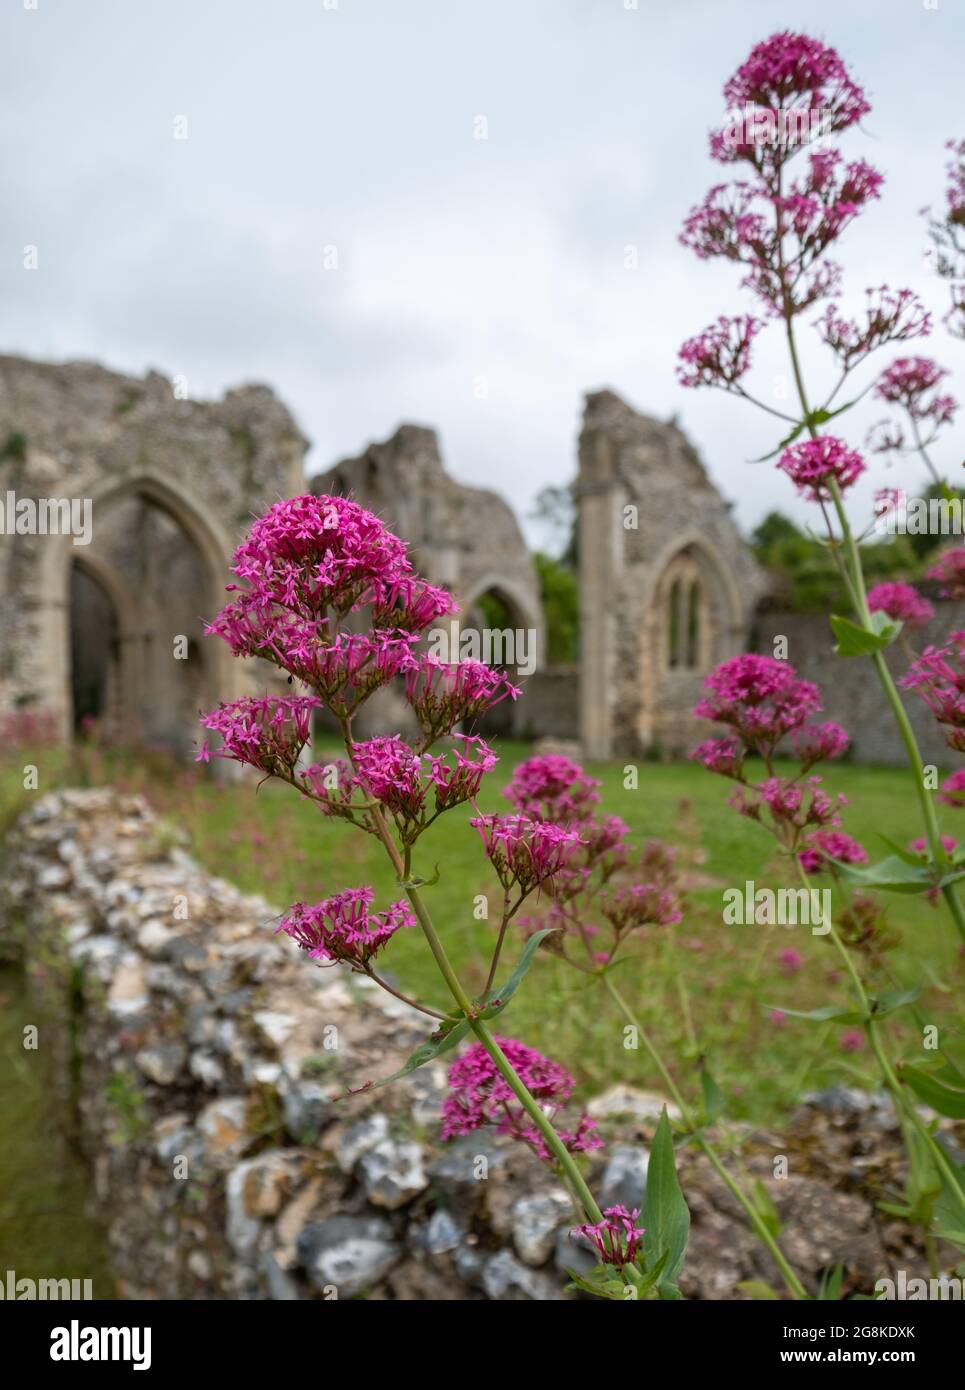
[0,353,959,766]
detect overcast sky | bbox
[2,0,962,549]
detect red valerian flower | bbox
[777,435,865,501]
[938,768,965,808]
[926,546,965,600]
[502,754,601,824]
[789,720,850,769]
[571,1206,645,1269]
[731,775,846,843]
[866,582,934,629]
[815,287,931,370]
[440,1037,602,1161]
[197,695,320,774]
[405,655,520,740]
[798,829,868,875]
[874,356,957,426]
[277,888,414,968]
[677,315,762,390]
[693,652,821,756]
[470,814,583,894]
[901,631,965,752]
[689,735,745,779]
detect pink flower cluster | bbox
[693,653,822,757]
[815,287,931,370]
[677,315,762,390]
[277,887,414,968]
[926,547,965,600]
[798,829,868,876]
[405,655,520,741]
[731,775,846,843]
[470,814,583,894]
[866,582,934,630]
[901,631,965,753]
[572,1206,645,1269]
[713,31,870,165]
[874,356,957,429]
[777,435,865,502]
[938,769,965,808]
[197,695,320,774]
[351,733,496,825]
[440,1037,602,1162]
[789,720,851,770]
[202,495,517,739]
[503,754,601,823]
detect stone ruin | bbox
[0,350,960,764]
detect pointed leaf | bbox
[477,927,559,1020]
[831,611,902,656]
[902,1064,965,1119]
[338,1017,470,1096]
[766,1003,867,1024]
[642,1108,690,1298]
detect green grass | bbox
[6,738,958,1128]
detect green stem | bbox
[340,718,606,1226]
[601,974,809,1300]
[782,314,965,946]
[404,878,604,1224]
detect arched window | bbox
[668,578,682,668]
[661,554,703,673]
[686,580,700,669]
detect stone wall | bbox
[0,788,943,1300]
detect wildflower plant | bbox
[200,493,687,1300]
[691,649,965,1254]
[678,30,965,948]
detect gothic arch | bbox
[638,530,747,750]
[38,471,240,741]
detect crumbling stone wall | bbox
[0,356,307,747]
[0,789,944,1300]
[576,390,769,759]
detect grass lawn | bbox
[6,738,960,1127]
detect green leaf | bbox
[700,1068,725,1125]
[642,1108,691,1299]
[830,610,902,656]
[752,1179,781,1239]
[869,984,921,1018]
[737,1279,780,1300]
[476,927,559,1020]
[829,854,937,894]
[338,1016,470,1096]
[816,1262,844,1301]
[750,419,806,464]
[901,1065,965,1119]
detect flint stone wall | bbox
[0,789,942,1300]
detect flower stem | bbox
[601,974,809,1300]
[782,317,965,945]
